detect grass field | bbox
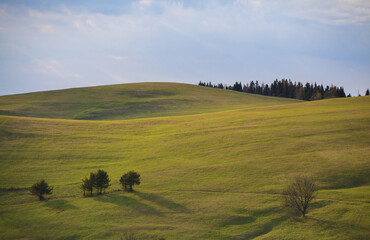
[0,82,298,120]
[0,83,369,239]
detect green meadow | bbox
[0,82,298,120]
[0,83,369,239]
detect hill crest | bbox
[0,82,300,120]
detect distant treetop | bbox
[199,79,350,101]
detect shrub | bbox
[120,171,141,192]
[29,180,53,201]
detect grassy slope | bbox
[0,82,298,120]
[0,86,369,239]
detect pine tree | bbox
[30,180,53,201]
[80,174,95,196]
[94,169,110,194]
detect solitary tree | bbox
[94,169,110,194]
[29,180,53,201]
[366,89,370,96]
[283,175,317,218]
[120,171,141,192]
[80,173,95,196]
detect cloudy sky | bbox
[0,0,369,96]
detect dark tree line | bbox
[199,79,354,101]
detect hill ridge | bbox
[0,82,300,121]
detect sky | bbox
[0,0,369,96]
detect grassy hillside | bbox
[0,88,369,239]
[0,82,299,120]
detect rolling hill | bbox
[0,83,369,239]
[0,82,299,120]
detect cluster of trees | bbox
[80,169,111,196]
[29,172,317,219]
[29,170,141,200]
[80,169,141,196]
[199,79,359,100]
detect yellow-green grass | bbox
[0,88,369,239]
[0,82,299,120]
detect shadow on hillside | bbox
[133,191,190,213]
[320,168,370,190]
[221,215,256,227]
[227,206,288,240]
[232,215,289,240]
[56,234,80,240]
[94,194,163,216]
[44,199,79,211]
[309,217,369,239]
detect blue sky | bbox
[0,0,369,96]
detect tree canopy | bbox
[120,171,141,192]
[29,180,53,201]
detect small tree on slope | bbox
[120,171,141,192]
[30,180,53,201]
[283,175,317,218]
[94,169,110,194]
[80,173,95,196]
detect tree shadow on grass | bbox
[320,168,370,190]
[230,206,288,240]
[309,217,369,239]
[221,215,256,227]
[133,191,189,213]
[56,234,80,240]
[232,215,289,240]
[94,194,163,216]
[44,199,78,212]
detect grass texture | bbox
[0,83,369,239]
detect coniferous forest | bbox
[198,79,355,101]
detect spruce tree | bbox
[94,169,110,194]
[80,174,95,196]
[30,180,53,201]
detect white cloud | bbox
[0,1,369,95]
[109,55,127,61]
[28,9,65,20]
[35,59,81,79]
[284,0,370,24]
[139,0,152,5]
[37,24,54,32]
[74,21,81,29]
[86,19,96,28]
